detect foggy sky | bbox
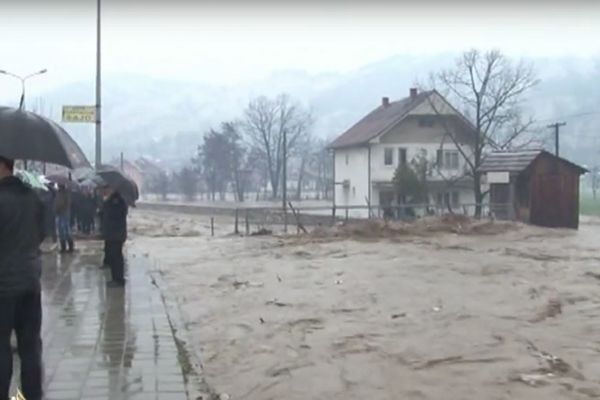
[1,0,599,102]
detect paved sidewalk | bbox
[14,242,189,400]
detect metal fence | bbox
[138,201,512,236]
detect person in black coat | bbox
[102,186,128,287]
[0,156,45,400]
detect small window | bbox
[449,151,459,169]
[398,148,407,166]
[345,153,349,165]
[384,148,393,166]
[352,186,356,197]
[418,116,435,128]
[437,150,460,170]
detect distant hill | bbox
[29,54,600,169]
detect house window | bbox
[352,186,356,197]
[384,148,393,166]
[345,153,349,165]
[398,148,407,166]
[418,116,435,128]
[437,149,460,170]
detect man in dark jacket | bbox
[102,186,128,287]
[0,156,45,400]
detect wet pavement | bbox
[15,242,189,400]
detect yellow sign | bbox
[62,105,96,123]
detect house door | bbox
[379,191,394,219]
[491,183,510,219]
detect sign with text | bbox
[487,171,510,184]
[62,105,96,123]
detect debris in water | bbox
[391,313,407,319]
[277,274,283,282]
[514,373,553,387]
[584,271,600,280]
[251,228,272,236]
[266,298,290,307]
[259,317,265,324]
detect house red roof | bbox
[329,90,434,149]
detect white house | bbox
[329,88,475,217]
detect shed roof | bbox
[479,150,587,174]
[329,90,434,149]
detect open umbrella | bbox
[15,170,48,191]
[97,166,139,206]
[0,107,90,169]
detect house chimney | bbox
[410,88,418,99]
[382,97,390,107]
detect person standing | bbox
[0,156,45,400]
[54,184,74,253]
[102,186,128,287]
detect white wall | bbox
[334,147,370,216]
[369,142,471,183]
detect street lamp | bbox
[0,68,47,109]
[0,68,47,170]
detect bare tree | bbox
[148,171,170,200]
[243,94,312,199]
[429,49,538,216]
[311,139,334,200]
[223,122,254,202]
[175,166,198,201]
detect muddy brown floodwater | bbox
[129,209,600,400]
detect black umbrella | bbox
[97,167,139,206]
[0,107,90,169]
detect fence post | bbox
[345,207,349,222]
[234,209,239,234]
[211,217,214,237]
[245,209,250,235]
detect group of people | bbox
[0,155,129,400]
[38,184,102,252]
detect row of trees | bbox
[148,94,333,202]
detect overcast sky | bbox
[1,0,599,102]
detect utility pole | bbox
[120,152,124,171]
[547,122,566,157]
[95,0,102,169]
[282,128,288,233]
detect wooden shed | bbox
[480,150,587,229]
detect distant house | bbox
[135,157,167,178]
[329,88,475,217]
[480,150,587,229]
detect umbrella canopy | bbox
[15,170,48,191]
[46,174,79,190]
[0,107,90,169]
[97,167,139,206]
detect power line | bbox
[536,111,600,123]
